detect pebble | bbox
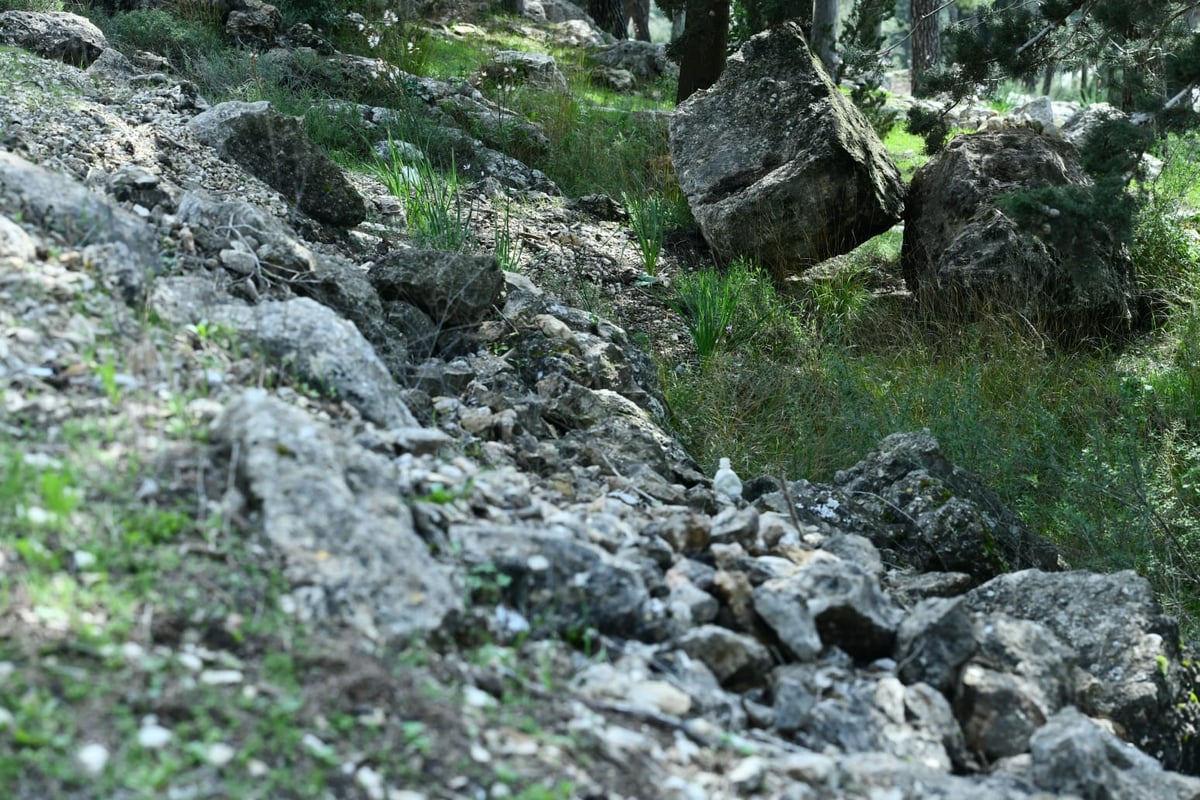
[72,550,97,569]
[77,742,110,775]
[355,765,386,800]
[199,669,244,685]
[0,708,13,728]
[137,723,173,749]
[177,652,203,671]
[627,680,692,717]
[463,685,498,709]
[302,733,333,758]
[728,756,767,793]
[205,742,236,767]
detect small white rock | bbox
[24,506,53,525]
[199,669,244,685]
[77,742,110,775]
[205,742,236,767]
[469,743,491,763]
[355,765,386,800]
[177,652,203,671]
[302,733,332,758]
[728,755,767,793]
[137,723,173,749]
[247,759,270,777]
[462,685,498,709]
[72,550,97,569]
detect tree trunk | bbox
[811,0,840,76]
[1041,63,1055,96]
[624,0,652,41]
[910,0,940,97]
[588,0,629,39]
[675,0,730,103]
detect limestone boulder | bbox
[834,431,1064,581]
[187,101,366,227]
[369,249,504,327]
[1029,707,1200,799]
[175,192,411,374]
[0,11,106,67]
[478,50,568,93]
[0,151,157,304]
[150,280,416,428]
[213,390,456,641]
[224,0,281,48]
[669,22,904,279]
[964,569,1198,773]
[594,40,677,82]
[902,128,1137,338]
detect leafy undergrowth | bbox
[664,138,1200,632]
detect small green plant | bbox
[673,258,786,360]
[371,142,475,252]
[624,192,668,274]
[465,561,513,606]
[494,200,524,272]
[806,263,874,343]
[95,355,121,404]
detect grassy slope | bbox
[1,0,1200,794]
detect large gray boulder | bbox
[213,390,457,641]
[0,152,157,304]
[1029,707,1200,799]
[902,128,1137,338]
[964,569,1198,773]
[370,249,504,328]
[0,11,106,67]
[834,431,1064,581]
[187,101,366,227]
[669,22,904,279]
[150,278,416,428]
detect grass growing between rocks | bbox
[662,139,1200,632]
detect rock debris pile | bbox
[2,11,1199,798]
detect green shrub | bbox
[100,8,224,68]
[371,142,475,252]
[0,0,64,10]
[672,258,799,361]
[1133,137,1200,306]
[624,192,668,275]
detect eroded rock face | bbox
[834,430,1064,581]
[224,0,281,48]
[0,10,106,67]
[187,101,366,227]
[0,151,156,304]
[669,22,904,278]
[901,129,1137,338]
[212,390,455,641]
[963,569,1198,773]
[7,36,1200,800]
[1029,707,1200,799]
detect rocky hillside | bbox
[3,8,1200,800]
